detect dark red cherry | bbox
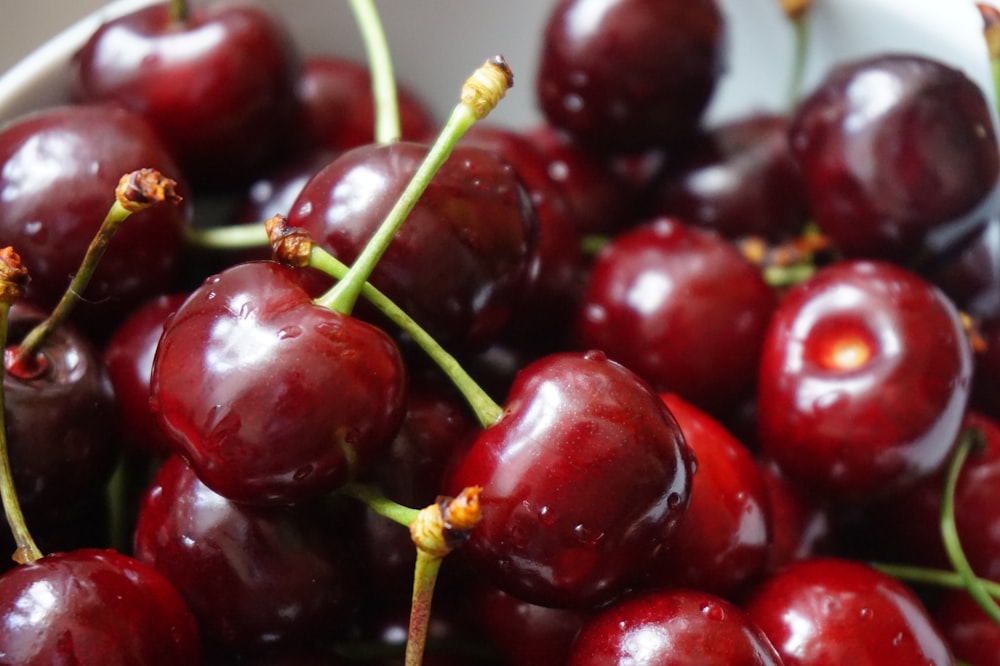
[973,315,1000,422]
[287,141,537,352]
[536,0,724,153]
[789,53,1000,261]
[445,351,694,609]
[574,217,776,414]
[296,55,436,152]
[150,261,407,505]
[925,213,1000,321]
[757,458,835,574]
[567,588,783,665]
[0,548,201,664]
[932,590,1000,665]
[71,1,300,186]
[745,558,953,665]
[133,455,360,650]
[644,393,772,599]
[0,104,189,339]
[3,302,120,512]
[757,259,973,501]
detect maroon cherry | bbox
[745,557,953,665]
[756,259,973,501]
[0,548,201,664]
[757,458,835,574]
[789,53,1000,261]
[566,588,783,665]
[932,589,1000,665]
[71,1,300,186]
[149,261,407,505]
[536,0,725,153]
[444,350,694,609]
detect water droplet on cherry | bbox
[277,325,302,340]
[700,602,726,621]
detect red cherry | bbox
[932,590,1000,665]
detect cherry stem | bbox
[168,0,189,23]
[183,222,268,250]
[787,13,809,109]
[308,245,503,427]
[978,3,1000,111]
[347,0,401,144]
[12,170,181,369]
[871,562,1000,601]
[940,427,1000,625]
[316,56,513,317]
[405,550,442,666]
[340,482,420,527]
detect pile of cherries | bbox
[2,0,1000,663]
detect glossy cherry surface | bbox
[71,1,300,186]
[150,261,407,505]
[756,259,972,501]
[536,0,724,153]
[745,557,953,665]
[445,351,694,609]
[567,588,783,665]
[0,548,201,664]
[932,590,1000,665]
[757,458,834,574]
[789,53,1000,261]
[574,217,776,414]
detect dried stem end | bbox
[781,0,811,21]
[265,214,314,267]
[0,248,29,305]
[461,55,513,120]
[979,3,1000,59]
[115,169,182,213]
[409,486,483,558]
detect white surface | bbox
[0,0,993,129]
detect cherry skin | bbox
[574,217,776,415]
[566,588,783,665]
[932,590,1000,665]
[445,350,694,609]
[0,548,201,664]
[536,0,725,154]
[788,53,1000,261]
[150,261,407,505]
[744,557,953,665]
[757,458,835,575]
[756,259,973,501]
[133,455,360,650]
[71,1,300,187]
[644,393,772,600]
[0,104,189,339]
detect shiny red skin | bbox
[0,548,201,664]
[445,351,694,609]
[789,54,1000,261]
[927,214,1000,321]
[574,217,777,414]
[3,303,120,512]
[71,2,300,186]
[649,112,809,241]
[288,141,537,352]
[745,558,953,665]
[536,0,724,153]
[757,459,834,575]
[0,104,188,338]
[150,261,407,505]
[756,260,972,501]
[567,588,783,665]
[104,292,189,458]
[133,455,359,649]
[296,56,436,152]
[645,394,772,599]
[933,590,1000,665]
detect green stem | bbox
[871,562,1000,601]
[309,246,502,427]
[941,429,1000,625]
[992,57,1000,113]
[405,549,444,666]
[347,0,401,144]
[183,222,268,251]
[340,482,420,527]
[168,0,188,23]
[0,302,42,565]
[315,102,480,316]
[788,14,809,110]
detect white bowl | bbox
[0,0,993,131]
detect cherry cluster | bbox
[0,0,1000,664]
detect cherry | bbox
[150,261,407,505]
[574,217,777,415]
[756,259,973,501]
[932,589,1000,665]
[744,557,954,665]
[973,315,1000,422]
[644,393,772,600]
[444,350,694,609]
[566,588,783,665]
[70,0,301,187]
[788,53,1000,261]
[924,213,1000,321]
[133,454,360,650]
[0,104,189,340]
[0,548,202,664]
[536,0,725,153]
[757,458,835,575]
